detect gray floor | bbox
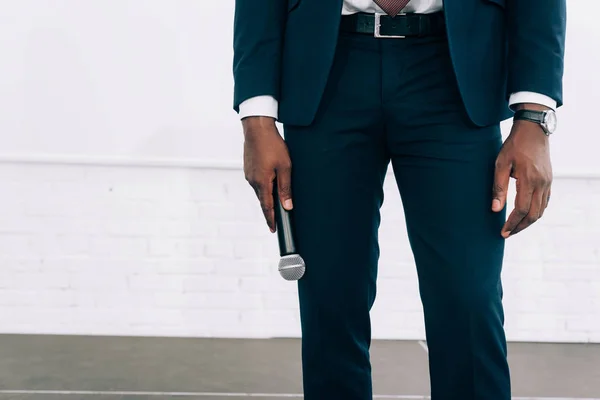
[0,335,598,399]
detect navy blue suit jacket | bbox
[233,0,566,127]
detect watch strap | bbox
[513,109,545,124]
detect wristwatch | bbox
[513,109,557,136]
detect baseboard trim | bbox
[0,153,599,179]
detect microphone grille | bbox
[278,254,306,281]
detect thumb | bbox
[492,159,511,212]
[276,162,293,211]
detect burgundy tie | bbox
[373,0,412,17]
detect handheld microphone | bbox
[273,180,305,281]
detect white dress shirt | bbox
[239,0,556,120]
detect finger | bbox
[276,162,293,210]
[511,188,544,236]
[256,180,276,233]
[539,186,551,218]
[492,158,512,212]
[501,180,534,238]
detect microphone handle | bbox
[273,180,297,256]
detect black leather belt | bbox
[339,12,446,38]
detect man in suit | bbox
[232,0,566,398]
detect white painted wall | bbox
[0,1,599,342]
[0,0,599,173]
[0,164,599,342]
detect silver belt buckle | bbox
[374,12,406,38]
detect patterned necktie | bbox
[373,0,412,17]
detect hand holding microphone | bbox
[241,116,305,280]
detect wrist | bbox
[242,116,277,136]
[512,120,550,140]
[513,108,557,136]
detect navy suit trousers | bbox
[284,31,511,400]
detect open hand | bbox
[492,115,553,238]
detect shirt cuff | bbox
[238,96,279,120]
[509,92,557,111]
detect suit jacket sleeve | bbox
[232,0,287,113]
[506,0,567,107]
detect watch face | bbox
[543,111,557,134]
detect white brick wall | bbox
[0,161,599,342]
